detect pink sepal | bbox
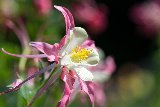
[57,67,75,107]
[29,42,60,62]
[104,56,116,74]
[54,5,75,35]
[54,5,75,49]
[82,39,96,49]
[79,79,95,107]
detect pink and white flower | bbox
[34,0,52,15]
[91,56,116,82]
[72,0,108,34]
[130,1,160,35]
[89,56,116,107]
[2,5,100,107]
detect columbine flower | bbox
[72,0,108,34]
[34,0,52,15]
[2,5,99,107]
[88,56,116,107]
[91,56,116,82]
[130,1,160,35]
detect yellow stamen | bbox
[70,47,91,63]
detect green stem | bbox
[17,46,31,107]
[18,46,30,73]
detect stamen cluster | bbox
[70,47,91,63]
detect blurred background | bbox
[0,0,160,107]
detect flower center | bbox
[70,47,91,63]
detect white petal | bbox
[65,47,100,67]
[60,55,78,68]
[92,71,110,83]
[64,27,88,54]
[74,67,93,81]
[84,48,100,66]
